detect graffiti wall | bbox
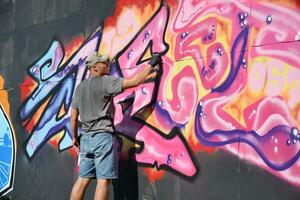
[0,0,300,199]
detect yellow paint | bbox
[57,103,66,119]
[0,76,10,115]
[99,2,161,56]
[224,55,300,126]
[49,130,65,145]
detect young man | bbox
[70,52,162,200]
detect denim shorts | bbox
[78,132,118,179]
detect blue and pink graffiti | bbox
[19,0,300,186]
[19,4,197,178]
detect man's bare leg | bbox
[70,177,91,200]
[94,179,110,200]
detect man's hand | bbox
[123,53,163,89]
[72,137,80,153]
[70,108,79,152]
[149,53,162,67]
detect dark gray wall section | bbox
[0,0,115,89]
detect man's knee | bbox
[75,177,91,190]
[97,179,110,187]
[70,178,91,200]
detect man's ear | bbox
[91,66,99,72]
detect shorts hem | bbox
[78,175,96,179]
[96,176,118,180]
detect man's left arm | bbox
[70,108,79,150]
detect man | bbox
[70,52,162,200]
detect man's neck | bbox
[90,73,105,78]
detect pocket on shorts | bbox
[93,134,114,155]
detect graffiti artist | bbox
[70,52,162,200]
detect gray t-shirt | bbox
[71,75,124,134]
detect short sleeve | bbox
[71,87,79,109]
[104,76,124,95]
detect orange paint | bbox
[24,98,50,133]
[49,131,65,146]
[57,103,66,119]
[105,0,158,27]
[0,76,10,115]
[187,135,215,154]
[63,36,85,62]
[20,77,37,101]
[143,167,166,182]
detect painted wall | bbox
[0,0,300,199]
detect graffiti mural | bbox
[0,76,16,196]
[172,0,300,187]
[19,30,102,157]
[20,0,300,188]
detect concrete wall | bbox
[0,0,300,199]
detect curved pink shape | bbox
[204,43,229,89]
[135,126,196,177]
[157,62,198,124]
[111,4,197,177]
[244,97,296,134]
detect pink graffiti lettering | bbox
[112,4,197,177]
